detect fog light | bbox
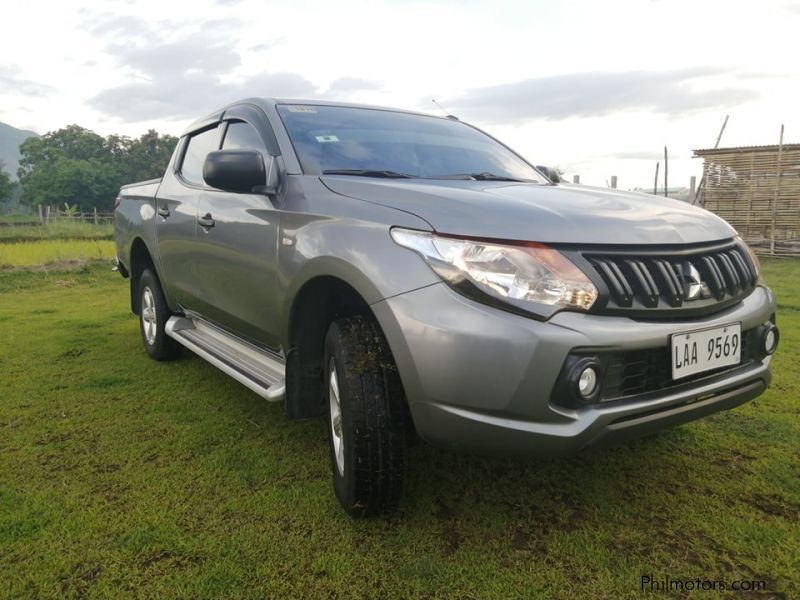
[577,366,598,397]
[763,325,779,355]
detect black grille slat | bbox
[626,259,660,307]
[701,255,726,300]
[593,259,633,307]
[585,244,757,316]
[653,259,683,307]
[717,253,741,293]
[728,250,754,288]
[739,250,759,286]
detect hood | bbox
[321,177,736,245]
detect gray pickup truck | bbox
[114,98,778,515]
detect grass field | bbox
[0,239,115,268]
[0,220,114,268]
[0,254,798,599]
[0,221,114,244]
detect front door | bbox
[191,120,283,350]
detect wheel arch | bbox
[283,268,404,421]
[128,237,160,315]
[284,274,370,420]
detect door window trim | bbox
[220,120,270,155]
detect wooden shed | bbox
[693,143,800,255]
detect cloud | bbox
[608,150,680,160]
[447,68,759,123]
[0,66,51,96]
[327,76,383,94]
[85,12,316,122]
[91,71,320,122]
[249,39,286,52]
[107,33,242,76]
[82,13,161,41]
[96,15,246,78]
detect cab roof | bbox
[181,97,448,136]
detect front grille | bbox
[582,241,758,316]
[600,327,761,401]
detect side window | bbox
[180,126,220,185]
[222,121,268,153]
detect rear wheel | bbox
[323,315,407,516]
[138,269,182,361]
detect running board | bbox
[165,316,286,402]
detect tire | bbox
[138,269,183,361]
[323,315,407,516]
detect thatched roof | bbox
[693,144,800,156]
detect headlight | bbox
[391,228,598,316]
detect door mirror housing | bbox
[536,165,562,184]
[203,149,279,194]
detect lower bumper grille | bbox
[600,328,760,401]
[551,327,765,408]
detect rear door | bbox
[154,124,222,308]
[191,117,283,349]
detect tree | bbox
[18,125,119,210]
[16,125,178,212]
[19,157,120,210]
[17,125,111,180]
[0,160,16,205]
[120,130,178,183]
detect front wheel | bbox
[138,269,182,361]
[324,316,408,516]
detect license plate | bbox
[670,323,741,380]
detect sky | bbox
[1,0,798,189]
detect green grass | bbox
[0,214,41,224]
[0,221,113,243]
[0,260,798,599]
[0,239,115,268]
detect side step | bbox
[165,316,286,402]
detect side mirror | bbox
[203,149,279,194]
[536,165,562,184]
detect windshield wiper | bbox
[322,169,418,179]
[432,172,526,182]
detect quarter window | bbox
[181,126,221,185]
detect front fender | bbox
[279,217,440,346]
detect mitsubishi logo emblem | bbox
[683,263,710,300]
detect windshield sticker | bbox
[286,105,317,113]
[315,135,339,143]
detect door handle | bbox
[157,205,170,218]
[198,213,215,229]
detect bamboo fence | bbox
[694,142,800,256]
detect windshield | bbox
[276,104,544,182]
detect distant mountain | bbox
[0,121,38,179]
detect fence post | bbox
[94,207,98,225]
[572,175,580,184]
[771,125,785,255]
[653,162,660,195]
[38,204,43,224]
[610,176,617,189]
[663,146,669,198]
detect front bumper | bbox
[371,282,776,457]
